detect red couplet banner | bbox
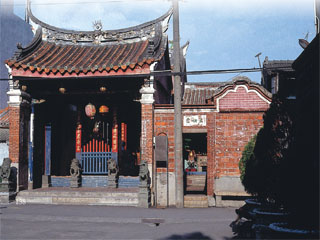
[112,124,118,153]
[75,124,82,153]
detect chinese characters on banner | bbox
[112,124,118,153]
[183,115,207,127]
[75,124,82,153]
[121,122,127,151]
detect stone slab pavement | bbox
[0,203,237,240]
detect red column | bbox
[140,104,154,164]
[139,85,155,165]
[8,89,31,191]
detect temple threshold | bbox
[15,187,140,206]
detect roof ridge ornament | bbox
[93,20,103,31]
[26,1,172,45]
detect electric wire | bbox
[2,0,174,7]
[0,66,294,81]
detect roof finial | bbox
[25,0,31,23]
[93,20,102,31]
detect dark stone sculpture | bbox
[107,158,119,188]
[0,158,16,203]
[139,160,151,208]
[70,158,82,188]
[0,158,11,184]
[139,160,150,188]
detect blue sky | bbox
[13,0,316,83]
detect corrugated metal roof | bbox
[263,59,294,71]
[182,85,216,105]
[0,128,9,142]
[0,107,9,128]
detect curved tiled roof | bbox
[5,2,172,77]
[6,29,167,76]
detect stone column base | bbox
[108,175,118,188]
[70,177,81,188]
[0,192,16,203]
[42,175,51,188]
[28,182,34,190]
[139,186,151,208]
[0,182,14,192]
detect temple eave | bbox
[11,66,151,79]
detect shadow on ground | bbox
[159,232,212,240]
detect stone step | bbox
[18,189,138,198]
[51,176,140,188]
[16,188,139,206]
[184,194,208,208]
[16,196,139,206]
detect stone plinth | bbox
[70,176,81,188]
[139,186,151,208]
[42,175,51,188]
[0,192,16,203]
[0,181,16,203]
[108,175,118,188]
[138,160,151,208]
[0,182,11,192]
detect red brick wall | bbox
[153,84,270,198]
[206,114,215,196]
[214,112,264,178]
[154,109,266,196]
[9,104,30,190]
[9,106,20,163]
[141,104,153,164]
[218,86,270,112]
[154,111,175,172]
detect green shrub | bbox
[241,128,264,197]
[239,134,257,183]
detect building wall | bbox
[153,110,264,197]
[153,80,271,207]
[214,112,264,178]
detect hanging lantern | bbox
[99,105,109,115]
[59,87,66,94]
[85,103,96,119]
[100,86,107,92]
[21,85,27,91]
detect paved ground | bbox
[0,203,237,240]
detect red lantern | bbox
[85,103,96,119]
[99,105,109,115]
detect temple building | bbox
[4,2,271,207]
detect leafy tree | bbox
[240,94,294,204]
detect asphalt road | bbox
[0,203,237,240]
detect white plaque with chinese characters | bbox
[183,115,206,126]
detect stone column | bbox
[7,86,31,192]
[140,83,155,203]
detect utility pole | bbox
[173,0,183,208]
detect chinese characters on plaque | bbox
[183,115,206,127]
